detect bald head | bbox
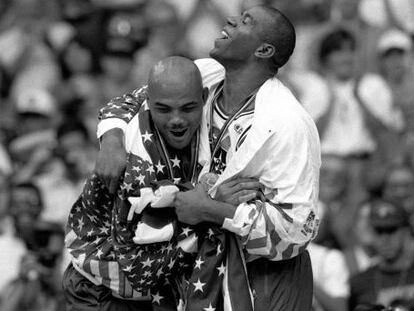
[145,56,206,150]
[148,56,203,98]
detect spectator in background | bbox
[314,154,378,277]
[308,242,349,311]
[350,199,414,310]
[9,88,59,183]
[54,32,102,137]
[0,182,65,311]
[99,12,143,102]
[36,119,96,226]
[382,164,414,216]
[0,0,61,102]
[132,0,187,88]
[0,182,65,310]
[0,182,40,296]
[343,202,379,278]
[314,154,350,249]
[315,28,404,210]
[375,29,414,165]
[0,169,17,293]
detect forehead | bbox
[244,6,270,21]
[148,80,202,106]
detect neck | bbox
[221,62,274,113]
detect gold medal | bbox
[199,172,219,191]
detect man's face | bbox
[319,156,348,203]
[148,84,205,150]
[381,49,407,80]
[11,187,42,236]
[374,225,406,264]
[324,42,355,80]
[210,6,268,63]
[383,167,414,207]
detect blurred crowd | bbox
[0,0,414,310]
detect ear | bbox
[254,43,276,59]
[201,87,209,105]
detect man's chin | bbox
[209,48,219,60]
[166,136,191,150]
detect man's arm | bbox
[175,121,321,261]
[97,87,147,137]
[95,87,148,193]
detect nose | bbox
[169,111,185,128]
[226,16,237,27]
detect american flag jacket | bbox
[67,88,254,311]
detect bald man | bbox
[63,56,259,311]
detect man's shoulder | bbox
[194,58,223,71]
[194,58,225,89]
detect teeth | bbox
[221,31,229,39]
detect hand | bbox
[174,184,211,225]
[95,128,126,194]
[214,177,263,206]
[174,184,236,225]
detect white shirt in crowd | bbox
[302,74,404,156]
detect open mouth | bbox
[170,129,187,138]
[221,30,229,39]
[217,30,230,41]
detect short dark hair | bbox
[318,28,356,64]
[257,6,296,71]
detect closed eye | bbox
[153,103,171,113]
[182,102,199,112]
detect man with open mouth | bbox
[95,5,321,311]
[63,56,262,311]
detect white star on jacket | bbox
[141,131,153,142]
[193,278,206,293]
[170,156,181,168]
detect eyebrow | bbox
[153,101,199,108]
[182,101,198,107]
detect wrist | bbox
[101,128,124,148]
[202,198,236,225]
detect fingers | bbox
[222,189,258,206]
[236,192,258,204]
[224,177,259,188]
[233,180,264,192]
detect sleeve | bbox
[222,119,320,261]
[357,74,404,131]
[194,58,225,89]
[96,86,148,139]
[65,174,115,268]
